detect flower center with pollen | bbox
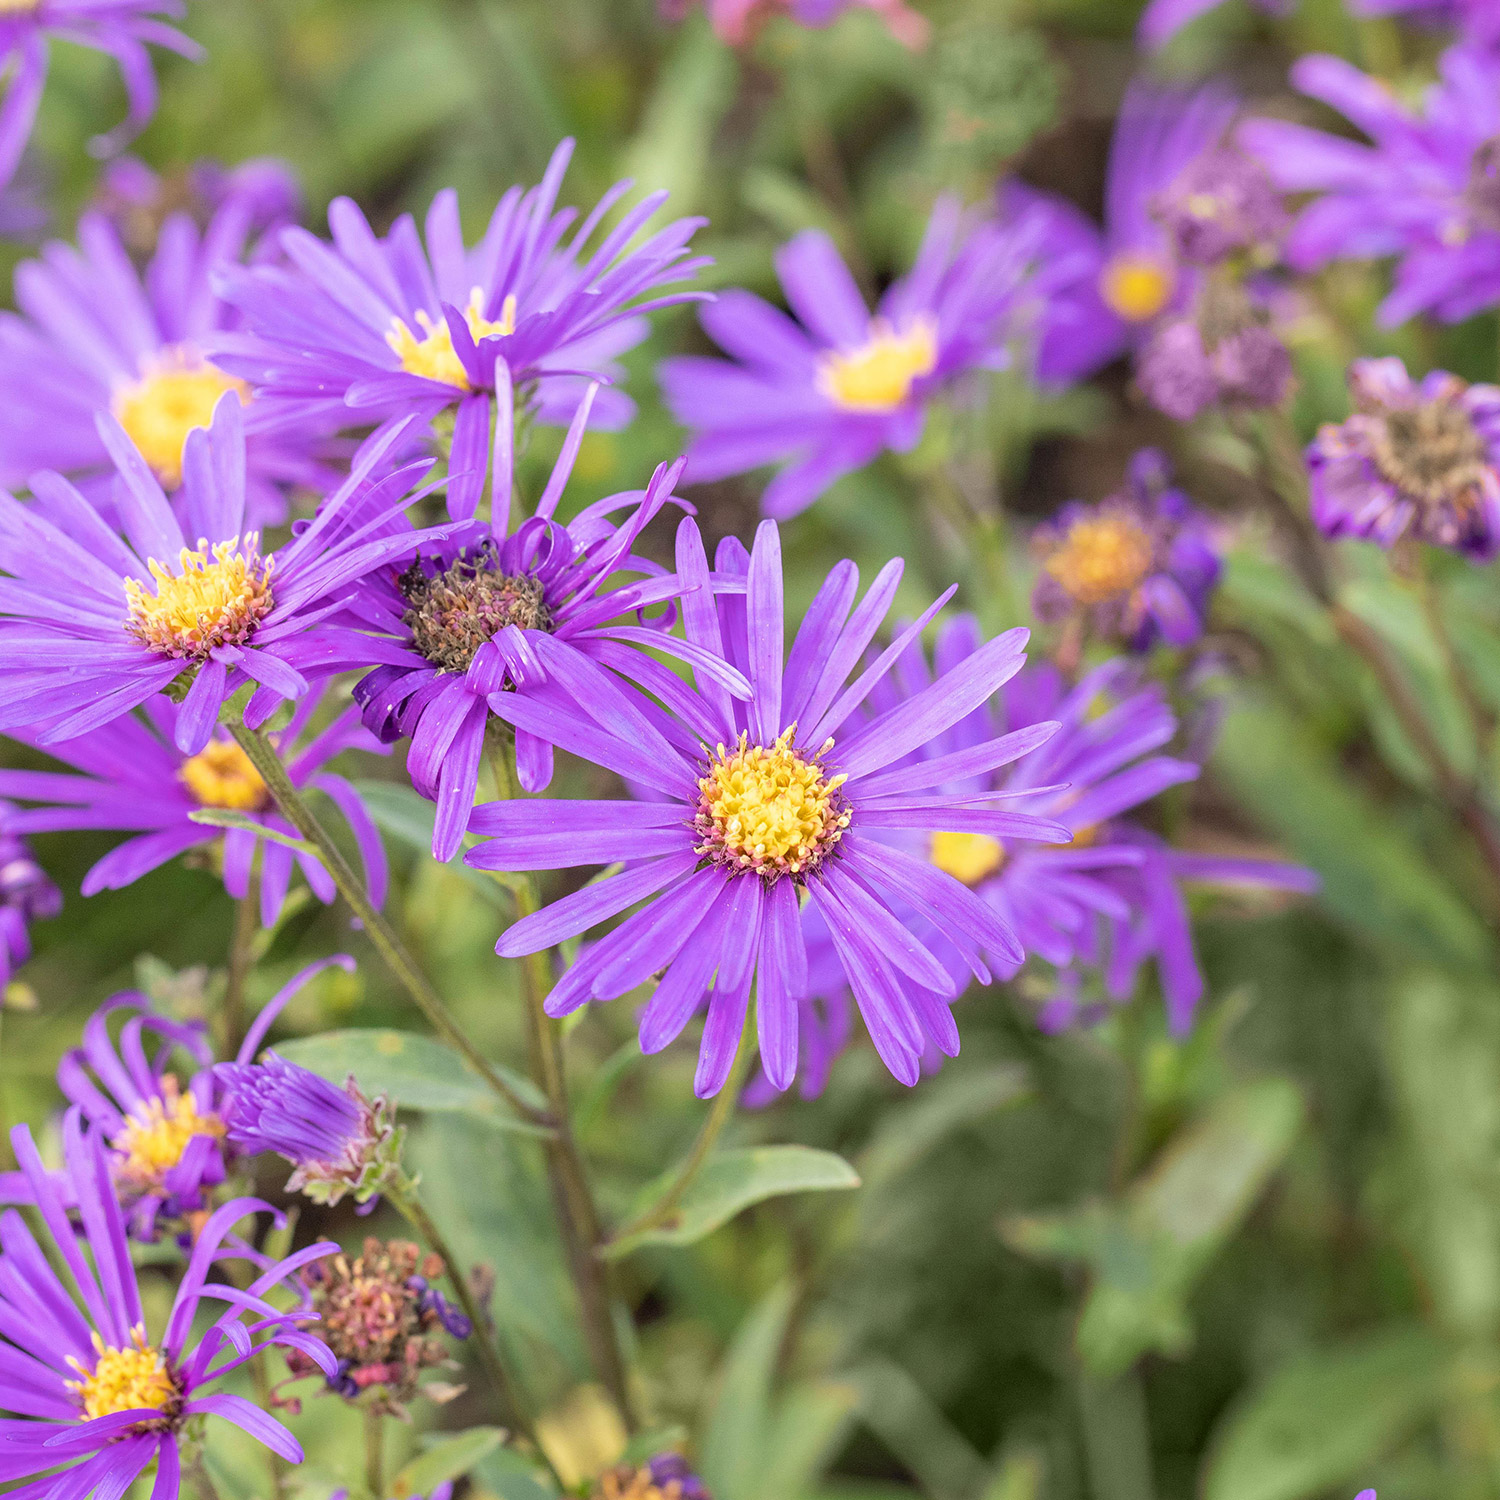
[1045,513,1155,606]
[386,288,518,390]
[112,349,249,489]
[817,317,938,413]
[1099,252,1175,323]
[399,553,550,674]
[67,1329,179,1423]
[112,1077,224,1189]
[125,536,274,660]
[1368,391,1490,511]
[179,739,268,811]
[929,829,1004,885]
[694,728,850,880]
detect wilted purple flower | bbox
[663,0,927,47]
[0,202,330,526]
[1308,357,1500,558]
[468,518,1072,1094]
[215,1054,401,1208]
[1153,146,1288,267]
[215,138,707,505]
[1240,47,1500,325]
[0,808,59,987]
[1137,0,1286,50]
[593,1454,713,1499]
[1032,451,1221,650]
[0,1,199,194]
[0,686,388,924]
[1000,80,1237,385]
[344,388,729,860]
[0,400,454,756]
[661,197,1054,517]
[0,1118,338,1495]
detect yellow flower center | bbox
[596,1470,688,1500]
[694,728,850,879]
[929,829,1004,885]
[112,349,249,489]
[816,316,939,413]
[112,1077,225,1189]
[179,739,268,811]
[66,1329,178,1422]
[1045,514,1154,606]
[0,0,42,14]
[1099,253,1175,323]
[124,534,274,660]
[386,288,518,390]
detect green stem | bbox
[486,739,638,1429]
[611,1002,755,1245]
[228,722,548,1130]
[387,1170,550,1469]
[363,1403,384,1500]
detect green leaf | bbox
[606,1146,860,1256]
[1203,1328,1450,1500]
[276,1029,548,1135]
[351,779,504,906]
[187,808,318,857]
[850,1359,989,1500]
[391,1427,506,1498]
[701,1283,795,1500]
[472,1445,559,1500]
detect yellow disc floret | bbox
[386,288,518,389]
[112,1076,225,1190]
[124,534,274,660]
[112,349,249,489]
[817,316,939,413]
[1044,513,1155,607]
[179,739,269,811]
[66,1329,179,1423]
[1099,252,1175,323]
[694,728,850,880]
[929,829,1004,885]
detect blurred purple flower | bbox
[660,197,1057,517]
[1153,146,1288,267]
[215,138,708,505]
[467,519,1071,1094]
[0,806,59,987]
[664,0,927,47]
[1137,0,1288,50]
[0,201,335,526]
[1350,0,1500,48]
[0,0,199,193]
[1308,356,1500,558]
[0,687,389,925]
[1032,450,1222,651]
[1240,46,1500,325]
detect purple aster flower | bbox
[662,0,927,48]
[0,807,58,988]
[1032,450,1221,651]
[466,518,1074,1095]
[214,1053,401,1209]
[214,138,708,509]
[0,957,352,1236]
[0,201,332,526]
[593,1454,713,1499]
[0,1115,338,1498]
[1308,356,1500,558]
[0,397,454,756]
[1350,0,1500,49]
[0,1,199,195]
[1137,0,1287,51]
[660,197,1053,518]
[999,80,1238,385]
[0,686,388,924]
[1240,46,1500,325]
[344,388,741,860]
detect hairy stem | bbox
[228,722,547,1129]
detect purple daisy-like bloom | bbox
[1137,0,1287,51]
[0,808,58,988]
[0,396,453,756]
[0,957,352,1237]
[1000,79,1238,385]
[660,197,1055,518]
[0,685,388,924]
[214,138,708,508]
[0,1115,338,1500]
[0,202,331,527]
[0,0,199,195]
[1307,356,1500,558]
[343,388,742,860]
[466,517,1073,1095]
[1240,46,1500,326]
[663,0,927,48]
[1032,450,1221,651]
